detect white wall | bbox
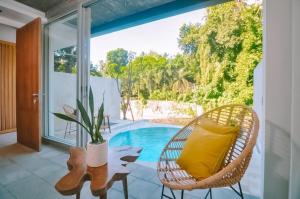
[253,62,264,198]
[51,72,120,131]
[263,0,300,198]
[47,20,121,132]
[289,0,300,198]
[263,0,291,198]
[0,24,16,43]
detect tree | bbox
[96,1,262,114]
[54,46,77,73]
[178,1,262,110]
[90,63,102,77]
[104,48,129,78]
[104,48,135,120]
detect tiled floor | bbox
[0,132,258,199]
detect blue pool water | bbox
[109,127,179,162]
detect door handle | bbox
[32,93,39,104]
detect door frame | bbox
[42,5,91,147]
[42,11,78,146]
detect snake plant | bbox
[54,87,105,144]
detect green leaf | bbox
[77,99,93,135]
[53,113,90,135]
[95,102,104,134]
[89,86,95,135]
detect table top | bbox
[55,146,142,196]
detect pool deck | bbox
[0,132,259,199]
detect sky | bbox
[90,8,207,64]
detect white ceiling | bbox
[0,0,46,28]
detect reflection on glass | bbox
[46,13,78,145]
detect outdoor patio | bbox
[0,132,259,199]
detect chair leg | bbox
[68,122,72,134]
[64,122,69,139]
[204,188,212,199]
[160,185,184,199]
[161,185,165,199]
[238,182,244,199]
[170,188,176,199]
[230,182,244,199]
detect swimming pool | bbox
[109,127,180,162]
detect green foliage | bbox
[54,46,77,73]
[179,1,262,110]
[54,87,105,144]
[105,48,129,78]
[99,1,262,111]
[90,64,102,77]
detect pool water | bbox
[109,127,179,162]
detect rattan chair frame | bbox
[63,105,77,139]
[157,104,259,199]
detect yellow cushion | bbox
[198,118,239,134]
[176,126,237,180]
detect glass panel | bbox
[45,13,78,145]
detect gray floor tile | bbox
[0,156,13,167]
[0,162,31,186]
[130,165,156,181]
[38,147,66,159]
[128,178,160,199]
[111,175,137,192]
[0,186,16,199]
[108,189,125,199]
[80,182,97,199]
[0,133,260,199]
[11,154,55,172]
[33,163,68,186]
[5,175,60,199]
[149,174,161,186]
[126,162,139,171]
[49,153,70,167]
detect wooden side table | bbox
[55,146,142,199]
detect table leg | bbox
[122,177,128,199]
[99,193,107,199]
[76,192,80,199]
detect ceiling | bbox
[89,0,220,36]
[15,0,64,12]
[0,5,32,27]
[0,0,46,28]
[90,0,173,28]
[1,0,223,33]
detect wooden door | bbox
[16,18,41,151]
[0,40,16,134]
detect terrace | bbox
[0,132,259,199]
[0,0,299,199]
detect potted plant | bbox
[54,87,107,167]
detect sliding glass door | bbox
[44,12,78,145]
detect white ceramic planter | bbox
[86,141,108,167]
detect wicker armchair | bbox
[157,104,259,199]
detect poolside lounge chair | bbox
[63,105,77,139]
[157,104,259,199]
